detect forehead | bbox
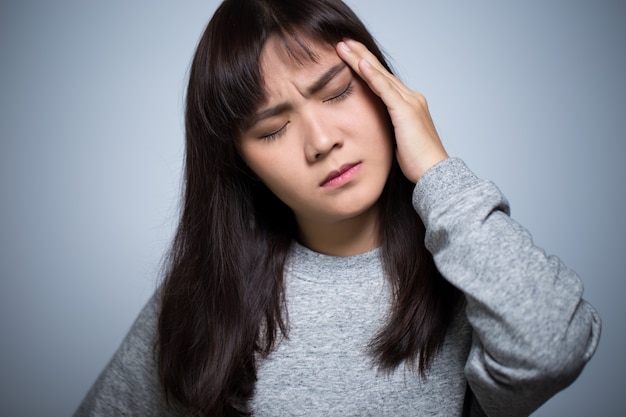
[258,34,339,89]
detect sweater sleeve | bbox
[413,157,601,417]
[73,293,178,417]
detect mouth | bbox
[320,162,362,187]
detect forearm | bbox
[413,157,601,416]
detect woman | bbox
[74,0,601,416]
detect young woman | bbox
[74,0,601,416]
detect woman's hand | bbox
[336,39,447,183]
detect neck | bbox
[295,207,380,257]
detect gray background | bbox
[1,1,624,415]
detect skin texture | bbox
[239,36,447,256]
[336,39,448,183]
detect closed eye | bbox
[260,121,289,141]
[323,82,354,104]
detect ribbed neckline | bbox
[285,242,383,285]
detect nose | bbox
[303,111,342,162]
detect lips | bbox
[320,162,362,187]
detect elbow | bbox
[475,301,602,391]
[535,301,601,384]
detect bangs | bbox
[272,28,324,66]
[190,0,387,140]
[239,28,338,134]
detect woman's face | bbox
[239,35,394,240]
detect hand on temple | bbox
[336,39,448,183]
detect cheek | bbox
[362,100,394,155]
[239,141,273,176]
[353,83,393,139]
[243,151,297,200]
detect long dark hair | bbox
[157,0,462,415]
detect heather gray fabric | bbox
[251,244,471,416]
[73,158,600,416]
[414,158,600,416]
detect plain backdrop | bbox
[1,1,624,416]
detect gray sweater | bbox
[74,158,601,416]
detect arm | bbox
[414,157,601,416]
[73,293,178,417]
[337,40,601,416]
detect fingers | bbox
[336,39,409,106]
[335,39,448,182]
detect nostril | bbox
[307,137,341,162]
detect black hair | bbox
[157,1,462,415]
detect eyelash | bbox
[324,82,354,103]
[260,122,290,141]
[259,82,354,141]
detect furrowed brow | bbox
[247,103,293,128]
[246,62,347,129]
[306,62,347,96]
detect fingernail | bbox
[339,40,351,53]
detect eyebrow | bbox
[248,62,348,128]
[307,62,347,96]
